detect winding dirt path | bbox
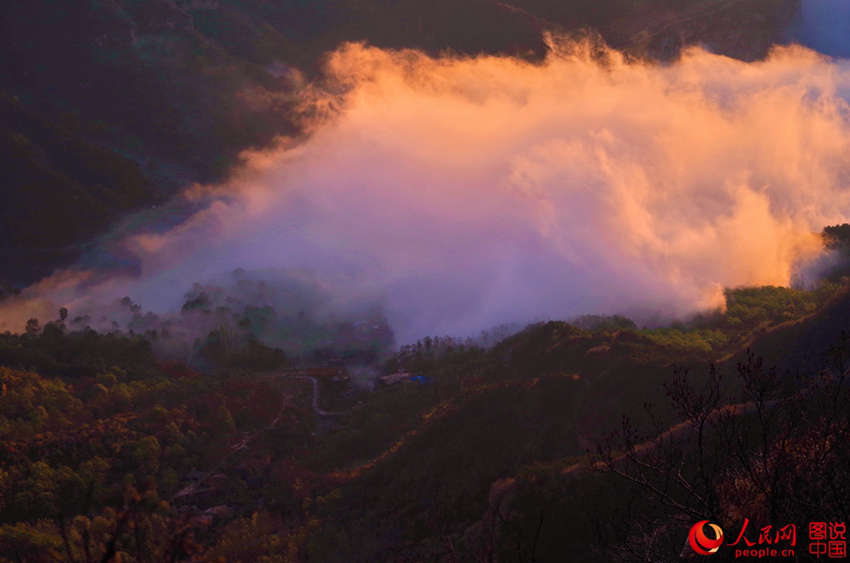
[288,375,346,417]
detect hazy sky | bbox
[788,0,850,58]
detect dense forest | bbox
[1,243,849,559]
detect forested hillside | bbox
[6,1,846,560]
[1,268,848,560]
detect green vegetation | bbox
[0,1,833,558]
[1,277,847,560]
[627,283,842,358]
[0,324,317,561]
[822,223,850,279]
[295,281,850,560]
[173,278,396,363]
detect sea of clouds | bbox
[4,36,850,343]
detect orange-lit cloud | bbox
[3,39,850,341]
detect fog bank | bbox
[4,39,850,343]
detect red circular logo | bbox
[688,520,724,555]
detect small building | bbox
[377,372,432,386]
[378,372,413,386]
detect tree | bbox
[0,522,63,563]
[592,346,850,560]
[131,436,162,475]
[25,318,40,337]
